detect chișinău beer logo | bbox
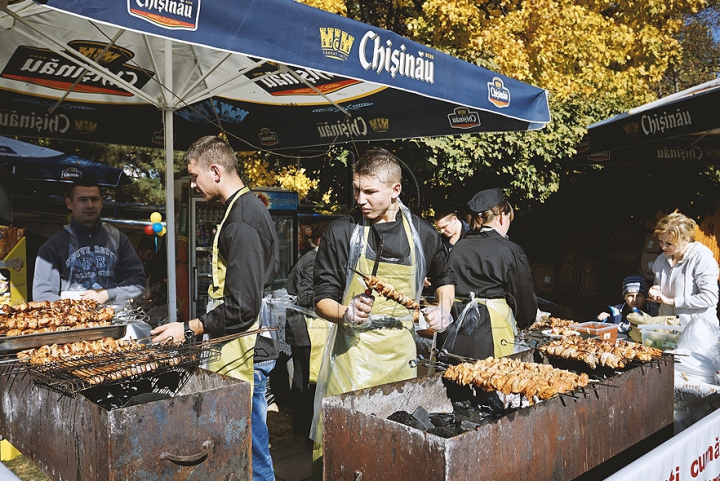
[448,107,480,129]
[1,41,154,96]
[487,77,510,108]
[320,28,355,61]
[74,120,98,135]
[368,118,389,133]
[258,128,279,146]
[128,0,200,30]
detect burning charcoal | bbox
[155,371,183,392]
[453,402,487,424]
[387,411,427,431]
[459,419,480,433]
[426,425,461,438]
[411,406,435,431]
[428,413,456,428]
[496,392,522,410]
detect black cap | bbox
[468,188,504,213]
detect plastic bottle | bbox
[196,223,204,248]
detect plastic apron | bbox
[306,315,331,384]
[205,187,258,387]
[467,297,516,358]
[311,208,421,467]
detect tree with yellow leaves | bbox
[297,0,712,214]
[237,152,320,202]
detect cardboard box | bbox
[0,236,27,307]
[640,252,658,280]
[532,263,555,294]
[643,233,661,253]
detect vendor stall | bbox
[0,299,262,480]
[321,345,675,480]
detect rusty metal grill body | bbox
[0,368,251,481]
[322,351,674,481]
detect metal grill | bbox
[322,350,675,481]
[22,342,220,397]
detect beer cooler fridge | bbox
[188,188,298,319]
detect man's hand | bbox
[596,312,611,321]
[343,293,374,327]
[422,305,453,333]
[80,288,109,304]
[150,322,185,344]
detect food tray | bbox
[0,324,128,354]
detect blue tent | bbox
[583,78,720,163]
[0,136,131,187]
[0,0,551,322]
[0,1,550,151]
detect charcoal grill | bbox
[20,341,218,398]
[0,368,251,480]
[1,329,270,401]
[321,348,674,481]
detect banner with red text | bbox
[606,409,720,481]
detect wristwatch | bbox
[183,321,195,343]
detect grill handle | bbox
[160,439,214,464]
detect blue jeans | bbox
[253,360,276,481]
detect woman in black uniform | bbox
[441,187,538,360]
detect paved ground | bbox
[272,442,313,481]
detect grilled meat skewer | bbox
[443,356,590,405]
[352,270,421,321]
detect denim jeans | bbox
[252,359,276,481]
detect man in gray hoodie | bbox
[32,179,145,306]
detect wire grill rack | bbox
[24,342,220,397]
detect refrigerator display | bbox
[255,188,299,291]
[189,198,223,319]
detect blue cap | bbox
[622,276,648,297]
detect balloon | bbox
[66,213,73,224]
[150,212,162,224]
[158,226,167,237]
[144,224,155,235]
[152,222,163,233]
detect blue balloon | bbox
[152,222,163,233]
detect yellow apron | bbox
[306,314,331,384]
[205,187,258,387]
[472,297,516,358]
[313,217,418,471]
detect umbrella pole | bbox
[164,39,178,324]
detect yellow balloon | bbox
[150,212,162,224]
[158,226,167,237]
[66,213,73,223]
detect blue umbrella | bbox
[0,0,551,322]
[586,78,720,155]
[574,134,720,166]
[0,136,132,187]
[0,0,549,150]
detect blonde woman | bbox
[649,212,719,326]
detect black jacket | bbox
[314,210,455,306]
[199,189,280,362]
[449,228,537,329]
